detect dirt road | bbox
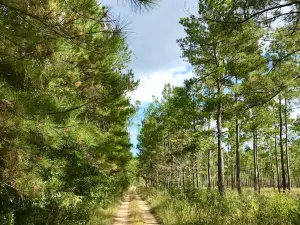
[112,193,159,225]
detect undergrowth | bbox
[140,187,300,225]
[88,198,121,225]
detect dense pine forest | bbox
[0,0,153,224]
[1,0,300,225]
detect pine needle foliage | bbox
[0,0,139,224]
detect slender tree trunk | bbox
[234,76,241,194]
[272,169,275,190]
[256,132,260,194]
[182,167,185,188]
[192,95,197,189]
[284,98,291,191]
[217,78,225,195]
[227,151,230,188]
[279,95,287,191]
[196,156,199,188]
[236,116,241,194]
[253,131,258,192]
[275,134,281,192]
[231,149,235,190]
[207,112,212,190]
[192,155,195,188]
[212,152,215,188]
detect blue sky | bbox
[102,0,198,155]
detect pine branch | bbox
[244,84,284,111]
[203,1,300,24]
[269,49,300,72]
[128,0,158,11]
[47,97,103,114]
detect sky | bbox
[101,1,300,155]
[102,0,198,155]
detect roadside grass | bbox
[88,199,121,225]
[140,187,300,225]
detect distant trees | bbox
[138,0,300,196]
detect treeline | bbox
[0,0,155,224]
[138,0,300,196]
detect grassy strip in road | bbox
[129,194,144,225]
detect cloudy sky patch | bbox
[102,0,198,154]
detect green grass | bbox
[129,194,144,225]
[140,187,300,225]
[88,199,121,225]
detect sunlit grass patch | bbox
[140,187,300,225]
[129,194,144,225]
[88,199,121,225]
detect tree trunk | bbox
[253,131,258,191]
[275,134,281,192]
[207,111,212,190]
[182,167,185,188]
[227,151,230,188]
[256,132,260,194]
[236,116,241,194]
[192,155,195,188]
[207,149,211,189]
[212,153,215,188]
[217,78,225,195]
[231,152,235,190]
[196,156,200,188]
[272,169,275,190]
[284,98,291,191]
[279,95,287,191]
[234,76,241,194]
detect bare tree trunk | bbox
[279,95,287,191]
[182,167,185,188]
[253,131,258,192]
[217,78,225,196]
[227,151,230,188]
[272,169,275,190]
[234,76,241,194]
[212,153,214,188]
[196,156,199,188]
[207,111,212,190]
[284,98,291,191]
[192,155,195,188]
[256,132,260,194]
[231,152,235,190]
[208,149,211,189]
[274,134,281,192]
[236,116,241,194]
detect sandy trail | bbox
[112,194,159,225]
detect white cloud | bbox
[291,108,300,119]
[102,0,198,74]
[128,64,194,103]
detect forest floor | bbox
[112,192,159,225]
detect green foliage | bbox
[140,188,300,225]
[0,0,146,224]
[138,0,300,197]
